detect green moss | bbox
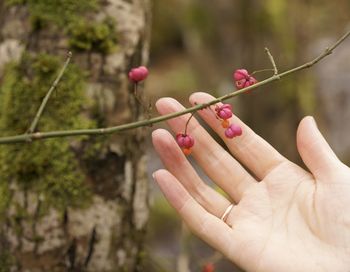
[0,53,92,212]
[69,17,118,54]
[6,0,118,54]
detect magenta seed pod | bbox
[128,66,149,82]
[233,69,249,81]
[225,124,242,139]
[233,69,257,90]
[176,133,195,149]
[215,104,233,120]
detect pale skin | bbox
[152,92,350,272]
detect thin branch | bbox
[27,52,72,134]
[0,30,349,144]
[250,68,274,75]
[264,47,278,76]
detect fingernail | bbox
[152,172,157,181]
[309,116,318,128]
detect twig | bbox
[250,68,274,75]
[0,30,349,144]
[27,52,72,134]
[264,47,278,76]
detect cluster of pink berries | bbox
[128,65,256,156]
[233,69,257,89]
[175,69,256,155]
[215,104,242,139]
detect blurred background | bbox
[0,0,349,271]
[146,0,350,271]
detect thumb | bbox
[297,116,341,179]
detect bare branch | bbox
[27,51,72,134]
[1,30,349,144]
[264,47,278,76]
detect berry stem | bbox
[184,112,196,135]
[134,82,138,96]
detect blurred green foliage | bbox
[0,53,92,213]
[151,0,183,57]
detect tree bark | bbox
[0,0,151,271]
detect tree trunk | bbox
[0,0,151,271]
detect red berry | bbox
[176,133,195,149]
[215,104,233,120]
[225,124,242,138]
[202,263,215,272]
[128,66,149,82]
[233,69,257,90]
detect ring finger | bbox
[152,128,231,217]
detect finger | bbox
[297,116,342,180]
[155,98,256,202]
[153,169,238,258]
[152,128,231,217]
[189,92,288,180]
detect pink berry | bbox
[128,66,149,82]
[233,69,257,90]
[225,124,242,139]
[176,133,195,149]
[215,104,233,120]
[233,69,249,81]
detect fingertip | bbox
[152,128,177,151]
[297,116,340,178]
[152,168,168,184]
[155,97,170,106]
[153,169,191,211]
[189,92,213,104]
[297,116,324,153]
[155,97,179,113]
[297,116,316,141]
[152,128,171,142]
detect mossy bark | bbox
[0,0,151,271]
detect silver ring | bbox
[220,203,234,223]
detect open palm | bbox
[152,92,350,272]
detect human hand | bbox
[152,92,350,272]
